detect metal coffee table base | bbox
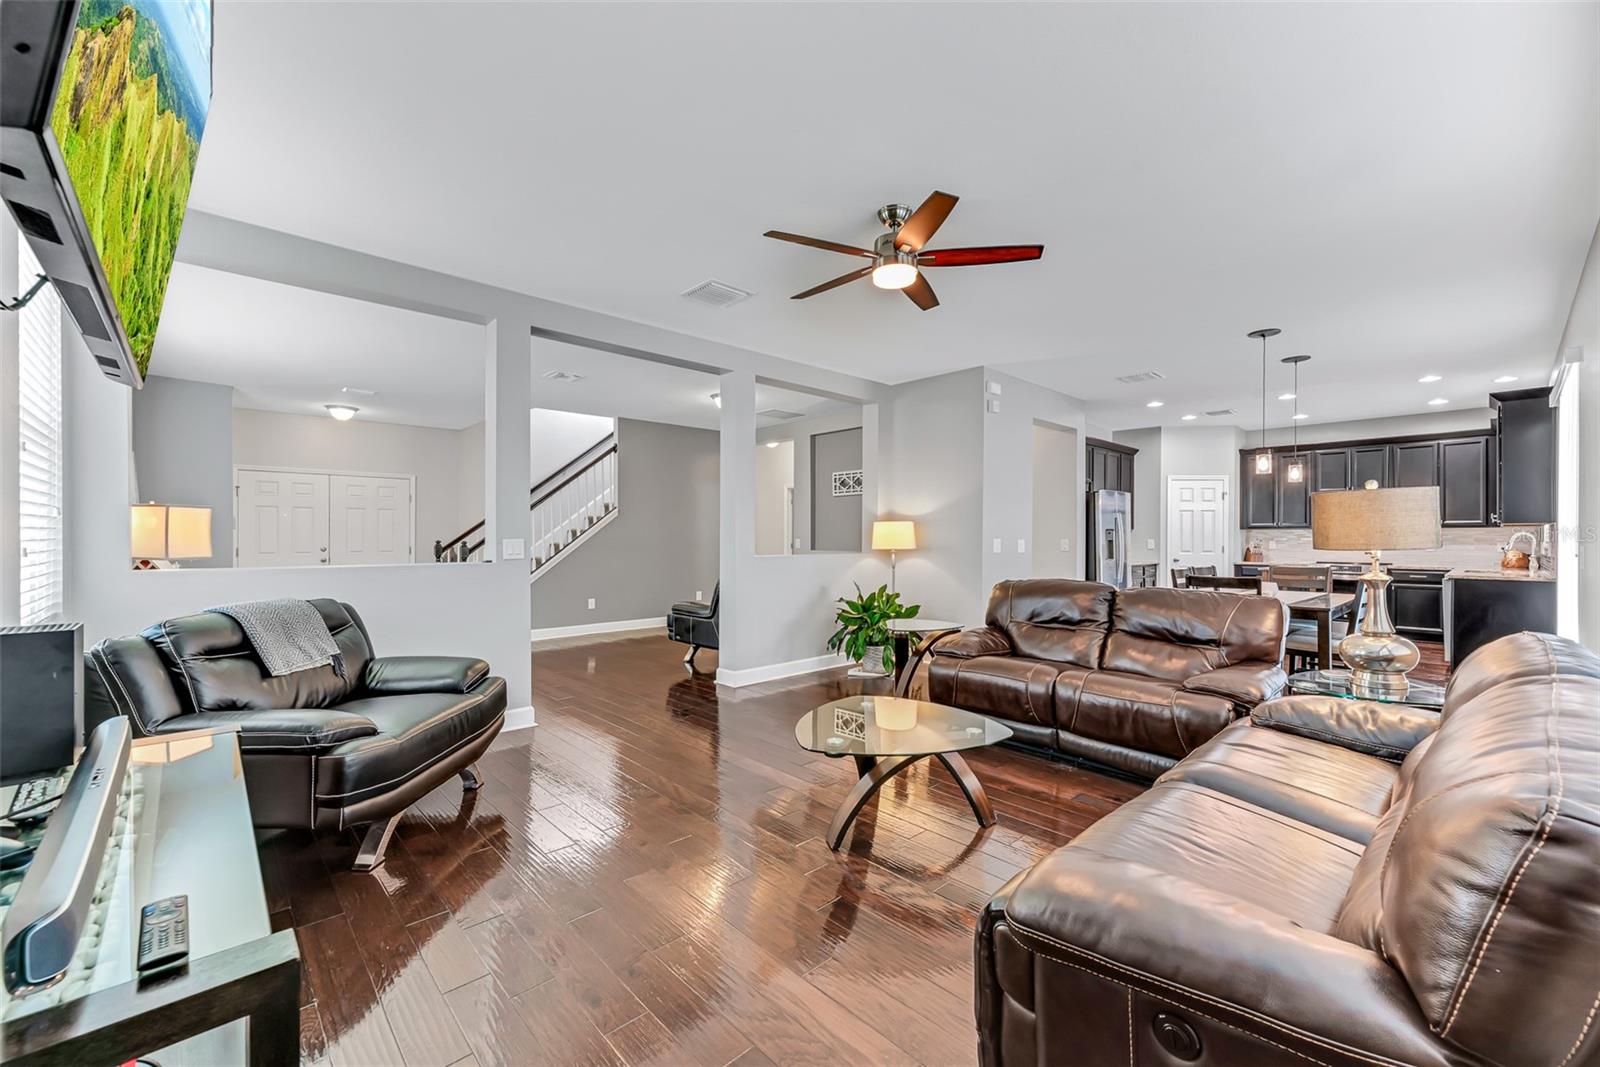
[826,752,996,850]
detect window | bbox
[17,238,63,624]
[1556,364,1581,640]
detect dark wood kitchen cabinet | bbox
[1352,445,1389,489]
[1492,387,1557,524]
[1086,437,1138,523]
[1242,459,1279,527]
[1277,454,1312,527]
[1312,449,1352,491]
[1439,437,1495,526]
[1390,441,1439,488]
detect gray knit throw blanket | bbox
[207,598,346,680]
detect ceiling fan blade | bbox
[918,244,1044,267]
[903,272,939,310]
[895,191,959,252]
[792,265,873,300]
[764,230,875,258]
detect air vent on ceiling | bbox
[682,280,753,308]
[1204,408,1237,417]
[1115,370,1166,384]
[757,408,803,421]
[541,370,585,383]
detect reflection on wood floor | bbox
[263,631,1148,1066]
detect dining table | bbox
[1217,582,1356,670]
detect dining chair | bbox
[1269,564,1333,593]
[1284,581,1366,673]
[1185,574,1263,593]
[1172,565,1217,589]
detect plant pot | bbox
[853,645,890,677]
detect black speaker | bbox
[0,623,84,784]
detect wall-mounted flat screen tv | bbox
[1,0,212,387]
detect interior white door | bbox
[236,469,330,567]
[1167,477,1230,582]
[329,475,412,565]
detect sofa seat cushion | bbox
[1042,780,1366,932]
[1057,670,1236,762]
[1157,719,1399,843]
[928,655,1077,731]
[315,677,507,809]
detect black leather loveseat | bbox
[83,599,506,870]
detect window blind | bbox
[17,239,64,624]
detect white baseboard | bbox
[716,652,850,688]
[502,704,537,732]
[529,616,665,642]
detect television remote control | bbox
[138,895,190,974]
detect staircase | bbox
[433,433,619,578]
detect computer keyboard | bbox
[0,765,143,1020]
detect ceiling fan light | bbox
[871,260,919,290]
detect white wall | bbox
[1031,422,1079,578]
[131,376,235,568]
[1559,222,1598,651]
[1286,408,1493,445]
[1113,427,1162,564]
[233,408,482,557]
[756,408,864,553]
[530,408,613,486]
[754,438,794,555]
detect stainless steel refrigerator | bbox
[1087,489,1131,589]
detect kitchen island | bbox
[1444,567,1557,667]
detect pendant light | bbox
[1282,354,1310,483]
[1247,328,1281,475]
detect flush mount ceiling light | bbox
[1249,328,1281,475]
[325,404,359,421]
[1282,354,1311,483]
[1494,374,1519,383]
[1428,397,1449,406]
[1418,374,1443,383]
[1181,413,1197,421]
[1146,400,1164,408]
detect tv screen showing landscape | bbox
[48,0,211,380]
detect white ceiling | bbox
[185,2,1597,430]
[152,263,487,429]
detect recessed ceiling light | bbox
[764,441,780,449]
[1292,412,1309,420]
[1418,374,1443,383]
[1493,375,1518,384]
[1180,413,1197,421]
[1277,392,1296,401]
[325,404,359,421]
[1146,400,1164,408]
[1428,397,1449,406]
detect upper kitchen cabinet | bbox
[1277,454,1312,527]
[1492,387,1557,523]
[1352,445,1389,489]
[1312,449,1352,492]
[1439,436,1496,526]
[1390,441,1439,487]
[1086,437,1139,523]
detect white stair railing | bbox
[530,445,617,574]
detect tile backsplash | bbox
[1243,525,1552,572]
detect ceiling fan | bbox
[763,190,1043,311]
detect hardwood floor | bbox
[263,632,1144,1067]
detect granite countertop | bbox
[1444,567,1556,583]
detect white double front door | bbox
[235,467,412,567]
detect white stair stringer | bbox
[529,506,618,583]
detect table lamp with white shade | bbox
[871,520,916,593]
[131,503,213,570]
[1311,483,1440,697]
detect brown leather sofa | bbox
[929,580,1288,778]
[975,631,1600,1066]
[84,599,506,870]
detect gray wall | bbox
[1031,422,1078,578]
[810,427,863,551]
[531,417,719,629]
[130,376,235,568]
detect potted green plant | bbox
[827,583,920,675]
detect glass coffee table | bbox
[795,695,1013,850]
[1287,668,1446,709]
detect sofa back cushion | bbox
[984,579,1114,667]
[1101,588,1286,681]
[143,599,373,714]
[1335,632,1600,1065]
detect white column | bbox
[716,370,756,676]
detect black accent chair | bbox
[667,582,719,670]
[83,599,506,871]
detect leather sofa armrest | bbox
[1250,695,1438,762]
[361,656,492,696]
[153,709,378,752]
[930,626,1012,660]
[1182,662,1286,707]
[1000,851,1454,1065]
